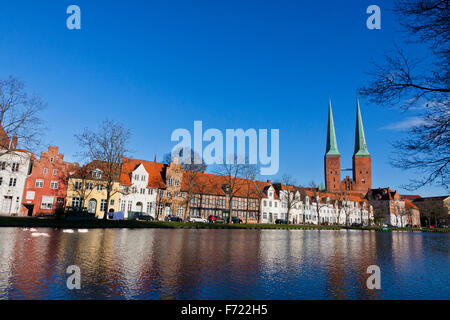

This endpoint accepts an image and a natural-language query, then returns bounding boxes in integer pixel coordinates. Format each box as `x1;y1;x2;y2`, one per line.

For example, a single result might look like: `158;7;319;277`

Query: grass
0;216;448;232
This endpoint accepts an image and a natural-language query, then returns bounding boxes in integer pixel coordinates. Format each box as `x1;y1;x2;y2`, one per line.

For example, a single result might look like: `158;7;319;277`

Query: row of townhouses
0;102;429;227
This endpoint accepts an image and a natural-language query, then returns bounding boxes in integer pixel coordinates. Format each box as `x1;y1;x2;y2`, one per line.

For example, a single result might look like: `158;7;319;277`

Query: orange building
21;146;75;216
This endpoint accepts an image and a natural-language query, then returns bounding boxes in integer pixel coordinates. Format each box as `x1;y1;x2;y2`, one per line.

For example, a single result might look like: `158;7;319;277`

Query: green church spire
354;99;370;156
326;99;340;155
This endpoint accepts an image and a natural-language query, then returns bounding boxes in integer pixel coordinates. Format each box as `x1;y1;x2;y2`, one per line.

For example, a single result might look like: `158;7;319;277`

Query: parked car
231;216;242;224
351;223;362;227
168;216;183;222
208;215;225;223
275;219;288;224
189;216;208;223
138;215;154;221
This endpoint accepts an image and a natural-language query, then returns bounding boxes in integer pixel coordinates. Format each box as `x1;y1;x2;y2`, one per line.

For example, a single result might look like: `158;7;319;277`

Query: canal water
0;228;448;299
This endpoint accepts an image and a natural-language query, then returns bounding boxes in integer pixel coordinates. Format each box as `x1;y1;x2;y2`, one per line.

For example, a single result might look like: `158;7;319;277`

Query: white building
260;183;373;226
119;159;164;219
0;150;33;215
260;185;282;223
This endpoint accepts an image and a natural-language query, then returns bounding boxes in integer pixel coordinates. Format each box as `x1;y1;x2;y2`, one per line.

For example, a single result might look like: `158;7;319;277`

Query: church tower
352;100;372;193
324;100;341;192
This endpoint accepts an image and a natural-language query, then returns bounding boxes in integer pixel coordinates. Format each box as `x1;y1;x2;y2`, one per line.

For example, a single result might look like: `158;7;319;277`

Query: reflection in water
0;228;448;300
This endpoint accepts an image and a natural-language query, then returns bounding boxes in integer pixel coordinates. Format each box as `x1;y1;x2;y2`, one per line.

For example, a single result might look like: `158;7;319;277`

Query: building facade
118;157;165;219
20;146;74;216
66;161;120;218
0;149;33;215
366;187;421;227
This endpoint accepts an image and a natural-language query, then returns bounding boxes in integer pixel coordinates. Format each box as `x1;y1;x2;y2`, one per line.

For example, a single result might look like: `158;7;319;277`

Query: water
0;228;448;300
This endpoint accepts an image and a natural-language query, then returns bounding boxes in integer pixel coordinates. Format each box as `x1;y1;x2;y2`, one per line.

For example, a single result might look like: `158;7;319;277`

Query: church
324;100;372;195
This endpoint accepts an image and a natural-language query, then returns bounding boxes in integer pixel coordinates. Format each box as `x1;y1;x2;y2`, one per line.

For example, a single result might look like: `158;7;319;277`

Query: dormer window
269;192;273;197
92;169;102;179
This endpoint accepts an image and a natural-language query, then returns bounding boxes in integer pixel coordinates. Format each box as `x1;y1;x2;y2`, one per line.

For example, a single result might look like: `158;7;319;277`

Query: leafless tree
276;174;301;224
0;76;45;153
75;120;131;219
359;1;449;190
63;164;98;211
241;163;260;224
214;155;246;223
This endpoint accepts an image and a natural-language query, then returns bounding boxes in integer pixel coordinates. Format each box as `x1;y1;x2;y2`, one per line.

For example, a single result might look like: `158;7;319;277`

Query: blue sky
0;0;445;196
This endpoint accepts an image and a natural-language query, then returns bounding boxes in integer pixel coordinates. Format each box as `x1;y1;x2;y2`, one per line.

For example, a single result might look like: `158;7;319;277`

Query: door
2;196;12;214
87;199;97;214
136;202;143;213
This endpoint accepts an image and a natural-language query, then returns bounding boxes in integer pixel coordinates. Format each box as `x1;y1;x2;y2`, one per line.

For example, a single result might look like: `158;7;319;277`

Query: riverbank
0;216;448;232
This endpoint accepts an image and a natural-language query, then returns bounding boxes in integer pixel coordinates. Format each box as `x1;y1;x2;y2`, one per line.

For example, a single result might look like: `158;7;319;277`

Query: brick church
324;100;372;196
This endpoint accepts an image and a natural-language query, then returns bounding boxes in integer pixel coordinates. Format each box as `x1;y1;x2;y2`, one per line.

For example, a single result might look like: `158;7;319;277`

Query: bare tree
214;155;246;223
359;1;449;190
0;76;45;153
75;120;131;219
276;174;301;224
241;164;260;224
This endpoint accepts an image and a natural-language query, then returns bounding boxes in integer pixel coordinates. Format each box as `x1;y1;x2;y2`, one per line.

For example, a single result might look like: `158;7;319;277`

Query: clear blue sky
0;0;445;196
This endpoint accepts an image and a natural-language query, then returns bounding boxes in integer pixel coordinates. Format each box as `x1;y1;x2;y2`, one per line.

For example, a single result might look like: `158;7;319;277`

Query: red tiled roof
404;199;419;209
121;157;166;188
400;194;421;200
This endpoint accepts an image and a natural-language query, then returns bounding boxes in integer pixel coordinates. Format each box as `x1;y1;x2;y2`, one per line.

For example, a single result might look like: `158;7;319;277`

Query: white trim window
74;181;83;190
50;181;59;189
72;197;82;208
35;179;44;188
41;196;54;210
100;199;107;212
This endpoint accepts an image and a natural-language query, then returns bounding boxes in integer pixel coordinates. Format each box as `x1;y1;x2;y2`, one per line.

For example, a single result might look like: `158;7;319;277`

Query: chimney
11;136;18;149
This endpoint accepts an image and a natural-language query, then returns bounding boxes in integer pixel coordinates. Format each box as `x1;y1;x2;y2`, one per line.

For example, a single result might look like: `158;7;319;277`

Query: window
0;162;6;170
43;168;48;174
264;200;267;206
12;163;19;172
167;191;171;197
53;169;57;175
72;197;82;208
127;201;132;212
97;184;104;191
110;199;115;206
100;199;107;212
0;177;2;185
50;157;54;163
274;202;278;208
175;179;180;186
140;188;145;194
168;178;173;186
92;170;102;179
26;191;35;200
177;206;184;216
50;181;58;189
85;182;93;190
74;181;83;190
9;178;17;187
159;190;164;197
148;188;153;195
41;196;54;210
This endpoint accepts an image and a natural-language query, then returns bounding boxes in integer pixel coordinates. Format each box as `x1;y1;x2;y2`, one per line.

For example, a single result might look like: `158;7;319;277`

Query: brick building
21;146;75;216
